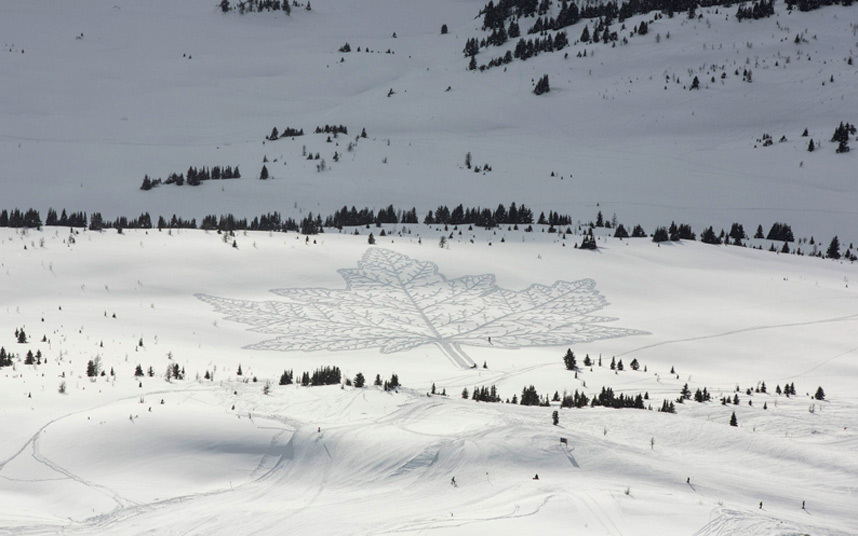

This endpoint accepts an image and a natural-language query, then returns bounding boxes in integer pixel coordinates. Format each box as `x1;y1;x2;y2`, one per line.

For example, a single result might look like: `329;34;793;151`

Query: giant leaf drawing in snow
196;248;646;368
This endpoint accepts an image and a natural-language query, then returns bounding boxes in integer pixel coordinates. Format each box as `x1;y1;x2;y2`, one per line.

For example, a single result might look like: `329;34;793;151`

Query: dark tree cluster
591;386;646;409
324;205;418;228
736;0;775;20
831;121;855;153
221;0;291;15
314;124;348;135
579;229;598;249
527;1;581;34
267;126;305;140
297;365;341;386
560;389;590;408
536;210;572;226
766;222;795;242
424;202;537;227
88;212;154;232
652;222;694;242
45;209;88;228
520;385;549;406
533;74;551;95
0;209;42;229
0;347;14;367
141;165;241;190
479;0;541;32
471;384;502;402
514;33;568;60
279;369;294;385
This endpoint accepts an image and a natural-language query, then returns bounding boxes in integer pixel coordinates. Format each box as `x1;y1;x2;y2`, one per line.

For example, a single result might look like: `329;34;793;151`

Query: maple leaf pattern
196;248;646;368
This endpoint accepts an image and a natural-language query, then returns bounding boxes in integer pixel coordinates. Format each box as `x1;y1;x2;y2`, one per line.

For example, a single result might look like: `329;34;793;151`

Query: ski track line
615;312;858;358
0;387;294;535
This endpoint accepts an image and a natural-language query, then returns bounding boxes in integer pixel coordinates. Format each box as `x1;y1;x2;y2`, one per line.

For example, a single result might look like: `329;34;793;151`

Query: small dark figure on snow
802;500;805;509
451;476;456;486
759;501;763;509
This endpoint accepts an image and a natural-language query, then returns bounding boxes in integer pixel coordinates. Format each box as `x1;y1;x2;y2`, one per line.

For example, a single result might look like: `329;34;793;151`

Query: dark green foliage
614;224;629;238
736;0;774;20
533;74;550;95
659;399;676;413
701;226;720;244
307;366;341;386
766;222;795;242
560;390;590;408
472;385;501;402
563;348;577;370
579;229;597;249
630;358;639;371
520;385;540;406
730;412;738;426
814;386;825;400
16;328;27;344
591;387;645;409
279;369;294;385
134;364;144;377
827;236;840;259
631;224;647;238
652;227;670;242
0;347;12;367
354;372;365;388
86;359;97;378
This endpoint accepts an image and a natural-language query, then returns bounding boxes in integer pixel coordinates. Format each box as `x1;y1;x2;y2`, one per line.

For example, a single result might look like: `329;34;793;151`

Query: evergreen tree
814;386;825;400
533;74;550;95
730;412;738;426
552;410;559;425
563;348;577;370
134;364;144;377
259;165;269;180
826;236;840;259
354;372;366;387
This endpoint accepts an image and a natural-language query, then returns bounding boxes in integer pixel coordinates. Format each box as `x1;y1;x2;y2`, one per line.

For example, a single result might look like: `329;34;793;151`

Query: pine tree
259;165;269;180
354;372;365;388
814;386;825;400
826;236;840;259
563;348;577;370
367;232;376;245
730;412;738;426
135;364;144;377
552;410;559;425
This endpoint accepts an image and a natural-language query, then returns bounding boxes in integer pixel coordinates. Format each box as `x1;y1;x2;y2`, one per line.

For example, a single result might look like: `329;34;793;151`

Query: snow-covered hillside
2;0;857;533
1;226;856;534
1;0;857;244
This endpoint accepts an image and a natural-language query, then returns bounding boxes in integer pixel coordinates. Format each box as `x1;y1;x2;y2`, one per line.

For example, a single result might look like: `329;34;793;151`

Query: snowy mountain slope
1;0;856;244
1;227;856;534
